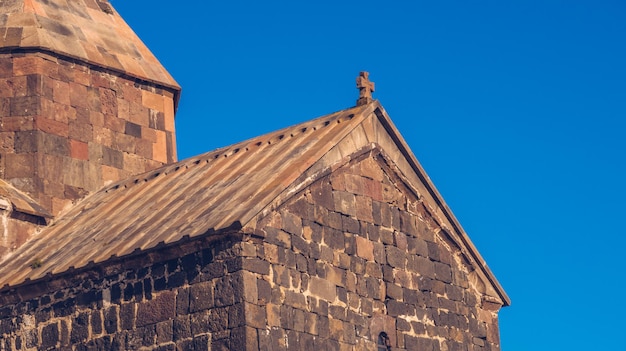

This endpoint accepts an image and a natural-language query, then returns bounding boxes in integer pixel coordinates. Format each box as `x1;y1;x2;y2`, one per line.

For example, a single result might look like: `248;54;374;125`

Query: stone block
257;279;272;305
385;283;403;301
167;271;186;289
103;115;126;133
434;262;453;283
380;227;395;245
446;285;464;302
52;80;71;105
284;290;307;309
153;130;168;163
69;82;89;108
362;177;384;201
296;253;309;272
113;131;135;153
14;130;37;153
365;276;383;300
100;87;118;116
104;306;118;334
0;98;9;116
135;137;153;159
91;309;103;335
142;90;164;111
291;235;309;257
120;303;136;331
281;210;303;235
427;241;441;262
329;318;344;341
439;244;453;265
355;195;374;222
86;87;101;111
41;322;59;350
325;210;343;230
10;96;40;116
265;228;291;248
334;191;356;216
124;121;141;140
70;139;88;160
185;281;214;314
172;316;191;341
70;312;89;343
330;172;346;191
407;236;428;257
244;302;266;329
414;256;435;279
126;325;157;349
309;276;337;302
365;261;382;279
192;309;222;335
93;125;113;146
342;215;360;234
214;274;240;307
0;59;13;78
101;146;123;169
386;246;406;268
67;121;94;143
324;228;344;250
344;173;363;194
242;257;270;275
4;153;34;178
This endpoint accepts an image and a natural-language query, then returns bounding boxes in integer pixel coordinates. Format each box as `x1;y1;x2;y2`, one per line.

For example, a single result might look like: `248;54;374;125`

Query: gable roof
0;0;179;94
0;101;509;306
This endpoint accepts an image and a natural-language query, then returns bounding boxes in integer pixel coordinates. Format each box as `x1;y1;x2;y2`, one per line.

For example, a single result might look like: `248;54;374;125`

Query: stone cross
356;71;375;106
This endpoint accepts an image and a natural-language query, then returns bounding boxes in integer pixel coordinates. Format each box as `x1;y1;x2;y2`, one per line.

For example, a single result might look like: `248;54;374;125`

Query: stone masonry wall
245;152;503;351
0;235;253;351
0;51;177;216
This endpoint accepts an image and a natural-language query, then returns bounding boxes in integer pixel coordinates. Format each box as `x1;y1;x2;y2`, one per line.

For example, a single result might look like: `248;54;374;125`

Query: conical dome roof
0;0;179;90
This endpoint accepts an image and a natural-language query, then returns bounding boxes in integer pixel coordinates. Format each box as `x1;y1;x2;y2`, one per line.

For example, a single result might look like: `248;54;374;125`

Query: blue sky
113;1;626;349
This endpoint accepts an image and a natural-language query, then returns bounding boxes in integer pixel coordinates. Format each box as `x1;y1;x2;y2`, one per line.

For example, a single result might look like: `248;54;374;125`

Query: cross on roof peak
356;71;375;106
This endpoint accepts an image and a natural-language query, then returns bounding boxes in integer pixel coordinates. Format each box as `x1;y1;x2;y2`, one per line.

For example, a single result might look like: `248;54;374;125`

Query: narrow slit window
377;332;391;351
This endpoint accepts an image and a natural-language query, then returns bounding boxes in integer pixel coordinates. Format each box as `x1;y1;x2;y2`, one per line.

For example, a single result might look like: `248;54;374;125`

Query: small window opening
377;332;391;351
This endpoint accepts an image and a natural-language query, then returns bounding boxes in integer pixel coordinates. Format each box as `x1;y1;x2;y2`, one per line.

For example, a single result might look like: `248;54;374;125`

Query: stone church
0;0;509;350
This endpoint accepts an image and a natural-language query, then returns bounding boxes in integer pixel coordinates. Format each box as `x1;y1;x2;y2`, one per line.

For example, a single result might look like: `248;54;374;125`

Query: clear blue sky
113;1;625;349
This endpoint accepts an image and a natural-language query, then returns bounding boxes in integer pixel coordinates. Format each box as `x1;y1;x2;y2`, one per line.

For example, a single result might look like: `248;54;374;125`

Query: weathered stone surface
0;52;177;221
136;291;176;327
189;281;213;312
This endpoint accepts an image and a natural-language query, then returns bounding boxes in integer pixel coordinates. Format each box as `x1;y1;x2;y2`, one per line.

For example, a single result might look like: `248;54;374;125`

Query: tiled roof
0;101;509;305
0;179;52;218
0;0;179;91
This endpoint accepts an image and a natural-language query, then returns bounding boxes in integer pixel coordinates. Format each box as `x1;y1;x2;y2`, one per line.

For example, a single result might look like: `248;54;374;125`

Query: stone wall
0;235;251;351
0;51;177;216
245;152;503;350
